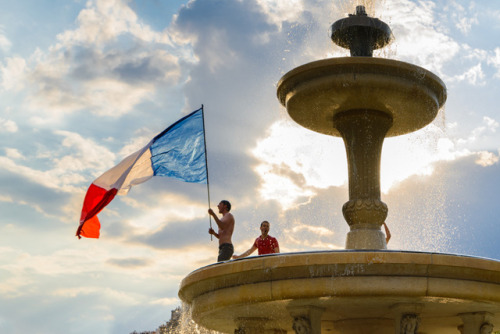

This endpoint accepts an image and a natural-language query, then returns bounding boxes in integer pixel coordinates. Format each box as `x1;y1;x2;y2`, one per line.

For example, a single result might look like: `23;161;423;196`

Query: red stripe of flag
76;184;118;239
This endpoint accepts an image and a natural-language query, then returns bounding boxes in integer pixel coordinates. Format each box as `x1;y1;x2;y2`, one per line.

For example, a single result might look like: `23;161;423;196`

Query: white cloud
118;133;151;157
80;79;154;117
0;130;117;193
256;0;304;28
150;297;179;306
5;0;186;123
0;57;26;91
475;151;499;167
252;120;346;209
450;0;478;34
463;45;488;61
385;0;461;74
26;48;180;120
255;169;316;210
122;192;207;232
52;287;140;305
457;116;500;146
487;47;500;78
0;156;83;193
4;148;24;160
0;195;14;203
55;0;170;48
484;116;499;132
282;221;341;251
289;224;333;236
0;26;11;52
451;63;485;85
0;118;17;132
54;130;117;173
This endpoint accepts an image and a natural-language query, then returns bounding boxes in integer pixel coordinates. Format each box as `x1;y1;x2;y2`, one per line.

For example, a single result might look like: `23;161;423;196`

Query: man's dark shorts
218;243;234;262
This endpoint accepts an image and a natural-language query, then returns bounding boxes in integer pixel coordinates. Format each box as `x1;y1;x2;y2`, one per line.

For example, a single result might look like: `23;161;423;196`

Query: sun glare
252;120;347;209
252;120;467;209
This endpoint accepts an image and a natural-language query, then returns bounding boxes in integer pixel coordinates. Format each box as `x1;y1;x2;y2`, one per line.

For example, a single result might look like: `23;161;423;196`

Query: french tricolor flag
77;108;207;239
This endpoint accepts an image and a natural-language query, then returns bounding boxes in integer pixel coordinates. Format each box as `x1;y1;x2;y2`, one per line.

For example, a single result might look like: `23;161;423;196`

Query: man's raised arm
208;208;232;229
232;245;258;259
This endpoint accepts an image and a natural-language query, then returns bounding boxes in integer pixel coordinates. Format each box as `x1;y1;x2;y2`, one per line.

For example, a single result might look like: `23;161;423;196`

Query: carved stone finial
330;5;392;56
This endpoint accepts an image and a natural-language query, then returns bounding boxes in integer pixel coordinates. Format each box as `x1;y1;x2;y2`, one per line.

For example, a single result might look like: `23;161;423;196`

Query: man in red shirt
232;221;279;259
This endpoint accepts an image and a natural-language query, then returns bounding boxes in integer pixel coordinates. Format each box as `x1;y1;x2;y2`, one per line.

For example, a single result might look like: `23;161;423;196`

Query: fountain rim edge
276;56;447;108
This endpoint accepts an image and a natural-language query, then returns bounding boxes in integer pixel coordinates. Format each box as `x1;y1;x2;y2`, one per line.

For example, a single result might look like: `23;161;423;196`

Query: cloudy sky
1;0;500;332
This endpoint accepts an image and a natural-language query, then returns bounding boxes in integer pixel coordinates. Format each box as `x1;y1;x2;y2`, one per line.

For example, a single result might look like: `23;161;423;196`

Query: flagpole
201;104;213;241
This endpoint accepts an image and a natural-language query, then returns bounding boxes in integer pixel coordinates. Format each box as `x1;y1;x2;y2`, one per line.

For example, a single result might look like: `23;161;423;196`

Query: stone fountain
179;5;500;334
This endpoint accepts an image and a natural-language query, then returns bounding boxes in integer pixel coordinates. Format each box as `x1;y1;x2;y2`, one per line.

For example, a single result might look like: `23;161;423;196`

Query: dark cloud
281;185;349;247
106;257;152;268
103;218;133;239
68;45;180;84
172;0;289;141
174;0;278;55
0;169;70;222
128;218;209;249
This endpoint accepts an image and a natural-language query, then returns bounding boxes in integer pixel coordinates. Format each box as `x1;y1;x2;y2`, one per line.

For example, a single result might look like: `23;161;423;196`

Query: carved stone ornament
480;322;494;334
342;198;388;226
292;316;311;334
400;314;420;334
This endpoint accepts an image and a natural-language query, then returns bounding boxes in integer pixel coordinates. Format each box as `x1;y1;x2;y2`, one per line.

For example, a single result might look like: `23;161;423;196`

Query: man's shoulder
222;212;235;221
260;235;278;242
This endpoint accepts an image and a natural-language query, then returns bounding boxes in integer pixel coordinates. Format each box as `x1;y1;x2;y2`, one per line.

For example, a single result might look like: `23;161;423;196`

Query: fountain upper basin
277;57;447;137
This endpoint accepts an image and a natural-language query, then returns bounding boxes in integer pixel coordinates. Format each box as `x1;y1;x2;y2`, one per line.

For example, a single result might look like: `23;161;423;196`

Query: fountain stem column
334;109;392;249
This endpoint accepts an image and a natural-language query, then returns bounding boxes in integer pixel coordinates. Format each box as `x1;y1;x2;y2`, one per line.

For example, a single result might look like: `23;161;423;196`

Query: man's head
260;221;270;236
218;200;231;213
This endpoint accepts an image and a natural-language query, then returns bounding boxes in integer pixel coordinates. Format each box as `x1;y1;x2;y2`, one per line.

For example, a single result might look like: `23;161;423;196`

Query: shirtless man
208;200;235;262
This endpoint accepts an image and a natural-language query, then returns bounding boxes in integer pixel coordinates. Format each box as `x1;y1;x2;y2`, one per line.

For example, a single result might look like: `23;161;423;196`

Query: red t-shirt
254;235;279;255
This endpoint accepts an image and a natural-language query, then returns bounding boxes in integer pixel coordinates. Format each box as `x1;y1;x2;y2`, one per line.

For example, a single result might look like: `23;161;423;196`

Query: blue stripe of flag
150;108;207;184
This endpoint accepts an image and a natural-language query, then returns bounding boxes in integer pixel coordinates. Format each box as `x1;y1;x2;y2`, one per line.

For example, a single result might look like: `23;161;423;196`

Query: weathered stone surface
178;251;500;333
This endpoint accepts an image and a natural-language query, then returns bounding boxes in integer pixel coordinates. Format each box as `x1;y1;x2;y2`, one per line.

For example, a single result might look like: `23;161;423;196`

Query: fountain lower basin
179;251;500;333
277;57;447;137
